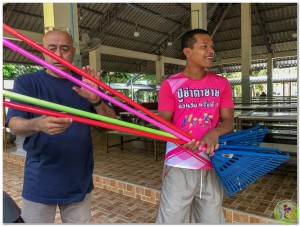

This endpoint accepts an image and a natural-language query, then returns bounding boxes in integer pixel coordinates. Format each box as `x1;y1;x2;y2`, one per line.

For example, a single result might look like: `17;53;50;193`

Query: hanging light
133;22;140;38
79;6;83;20
167;35;173;46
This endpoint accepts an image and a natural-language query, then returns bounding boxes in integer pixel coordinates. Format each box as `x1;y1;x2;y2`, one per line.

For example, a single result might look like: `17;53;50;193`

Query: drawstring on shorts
199;170;203;199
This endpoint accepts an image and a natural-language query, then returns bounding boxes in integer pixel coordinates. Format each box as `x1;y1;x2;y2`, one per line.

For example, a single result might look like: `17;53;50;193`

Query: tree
101;71;132;84
3;64;42;80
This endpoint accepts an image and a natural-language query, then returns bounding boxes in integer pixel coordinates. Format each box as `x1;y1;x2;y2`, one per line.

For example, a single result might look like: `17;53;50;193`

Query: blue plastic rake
219;125;268;146
211;145;289;198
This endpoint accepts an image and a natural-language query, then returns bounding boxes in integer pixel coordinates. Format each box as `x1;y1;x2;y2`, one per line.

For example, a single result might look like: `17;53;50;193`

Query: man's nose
55;49;63;57
208;46;215;54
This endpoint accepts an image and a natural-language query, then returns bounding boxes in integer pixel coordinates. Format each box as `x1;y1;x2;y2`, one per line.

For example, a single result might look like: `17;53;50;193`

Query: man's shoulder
206;72;229;82
25;69;45;76
17;70;45;80
165;72;184;80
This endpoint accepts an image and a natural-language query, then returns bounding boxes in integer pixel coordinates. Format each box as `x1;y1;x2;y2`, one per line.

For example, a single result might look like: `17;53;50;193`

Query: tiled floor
93;128;297;219
3;127;297;223
3;161;158;223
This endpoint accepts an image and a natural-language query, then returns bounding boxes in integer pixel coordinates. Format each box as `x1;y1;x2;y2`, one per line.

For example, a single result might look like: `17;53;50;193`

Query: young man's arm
158;111;173;123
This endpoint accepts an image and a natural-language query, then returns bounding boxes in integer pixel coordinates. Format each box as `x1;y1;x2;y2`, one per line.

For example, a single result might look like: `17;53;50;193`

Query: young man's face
42;30;75;77
184;33;215;69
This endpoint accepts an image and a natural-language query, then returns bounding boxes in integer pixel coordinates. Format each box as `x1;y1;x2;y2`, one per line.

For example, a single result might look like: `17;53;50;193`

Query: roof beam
3;4;14;18
220;50;297;64
85;3;127;39
105;32;160;49
253;3;272;53
12;9;43;19
3;29;43;43
99;45;159;62
209;3;232;37
129;3;183;26
79;4;169;37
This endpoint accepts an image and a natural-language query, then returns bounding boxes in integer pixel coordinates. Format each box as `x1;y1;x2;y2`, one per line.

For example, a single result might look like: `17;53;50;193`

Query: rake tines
219;125;268;146
211;145;289;198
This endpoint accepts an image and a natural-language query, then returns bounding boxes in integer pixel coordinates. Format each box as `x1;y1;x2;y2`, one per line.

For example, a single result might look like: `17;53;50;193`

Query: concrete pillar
266;55;273;98
241;3;252;102
191;3;207;29
156;56;165;85
43;3;81;67
89;50;101;75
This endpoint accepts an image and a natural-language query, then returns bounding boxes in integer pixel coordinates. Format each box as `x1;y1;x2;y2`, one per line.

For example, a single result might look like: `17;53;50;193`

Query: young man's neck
183;68;206;80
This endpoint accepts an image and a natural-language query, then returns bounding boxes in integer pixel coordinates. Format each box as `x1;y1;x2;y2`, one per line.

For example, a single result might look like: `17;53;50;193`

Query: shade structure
211;145;289;198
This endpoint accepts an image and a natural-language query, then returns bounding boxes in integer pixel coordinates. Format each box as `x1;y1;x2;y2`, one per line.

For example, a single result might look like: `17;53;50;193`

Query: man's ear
183;47;191;58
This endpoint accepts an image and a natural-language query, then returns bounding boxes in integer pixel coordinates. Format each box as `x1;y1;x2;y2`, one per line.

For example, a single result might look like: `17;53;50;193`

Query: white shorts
156;166;224;223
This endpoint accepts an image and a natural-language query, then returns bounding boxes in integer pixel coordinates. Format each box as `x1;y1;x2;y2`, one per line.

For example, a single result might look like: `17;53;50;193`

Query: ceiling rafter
3;4;15;19
79;4;170;37
105;32;159;49
209;3;232;37
130;3;184;26
253;3;272;53
87;3;127;39
129;4;191;72
11;9;43;19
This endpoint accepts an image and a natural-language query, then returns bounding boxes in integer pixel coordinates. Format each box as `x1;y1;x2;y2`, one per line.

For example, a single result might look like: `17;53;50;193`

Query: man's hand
199;129;220;155
72;65;102;104
182;139;201;152
37;115;72;135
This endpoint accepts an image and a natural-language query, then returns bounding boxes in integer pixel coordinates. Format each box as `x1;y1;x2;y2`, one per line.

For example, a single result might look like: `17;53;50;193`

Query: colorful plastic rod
3;38;191;143
3;23;193;142
3;101;185;145
3;27;209;164
4;91;210;164
3;90;175;139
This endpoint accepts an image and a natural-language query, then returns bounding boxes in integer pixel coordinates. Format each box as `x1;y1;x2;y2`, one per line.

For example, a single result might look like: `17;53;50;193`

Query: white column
89;50;101;74
241;3;252;102
156;56;165;85
191;3;207;29
266;56;273;98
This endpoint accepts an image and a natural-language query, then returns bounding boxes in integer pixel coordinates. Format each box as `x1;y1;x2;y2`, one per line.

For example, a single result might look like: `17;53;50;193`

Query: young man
6;29;116;223
156;29;234;223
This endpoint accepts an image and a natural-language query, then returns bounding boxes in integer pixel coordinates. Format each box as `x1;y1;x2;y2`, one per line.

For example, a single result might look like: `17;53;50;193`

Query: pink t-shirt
158;72;234;170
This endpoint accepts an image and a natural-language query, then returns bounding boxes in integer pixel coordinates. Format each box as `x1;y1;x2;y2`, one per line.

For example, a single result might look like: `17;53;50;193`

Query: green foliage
134;74;156;84
101;71;132;83
101;71;156;84
3;64;42;80
251;69;267;76
223;72;241;78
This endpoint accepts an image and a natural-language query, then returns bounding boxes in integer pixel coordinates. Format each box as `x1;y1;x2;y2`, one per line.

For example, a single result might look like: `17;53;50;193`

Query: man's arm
158;110;173;123
8;116;72;137
215;108;235;136
93;101;116;118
